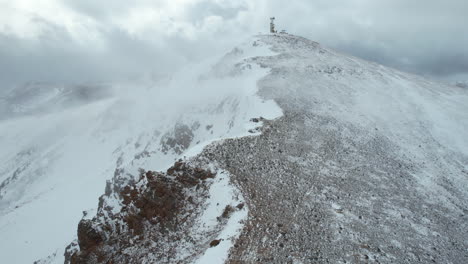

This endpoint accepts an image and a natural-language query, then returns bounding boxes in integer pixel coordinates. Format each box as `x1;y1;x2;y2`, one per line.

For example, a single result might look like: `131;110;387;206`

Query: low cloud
0;0;467;89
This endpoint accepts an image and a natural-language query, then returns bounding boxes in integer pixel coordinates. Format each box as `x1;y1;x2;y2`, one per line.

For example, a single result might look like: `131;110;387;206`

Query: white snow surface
0;37;281;263
193;170;248;264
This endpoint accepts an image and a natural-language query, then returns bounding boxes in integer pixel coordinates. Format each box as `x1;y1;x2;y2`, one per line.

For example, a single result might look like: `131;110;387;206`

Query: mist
0;0;467;91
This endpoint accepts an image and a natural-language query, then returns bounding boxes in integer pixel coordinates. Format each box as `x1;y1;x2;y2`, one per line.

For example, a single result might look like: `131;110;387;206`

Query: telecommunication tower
270;17;277;33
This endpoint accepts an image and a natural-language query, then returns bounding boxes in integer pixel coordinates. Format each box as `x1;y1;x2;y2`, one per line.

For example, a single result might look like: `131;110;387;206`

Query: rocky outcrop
69;161;217;263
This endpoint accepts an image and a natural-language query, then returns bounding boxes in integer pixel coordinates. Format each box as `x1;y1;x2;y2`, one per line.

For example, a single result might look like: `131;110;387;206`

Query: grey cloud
62;0;144;20
186;1;248;23
1;0;468;89
259;0;468;80
415;54;468;76
0;15;187;89
0;0;254;89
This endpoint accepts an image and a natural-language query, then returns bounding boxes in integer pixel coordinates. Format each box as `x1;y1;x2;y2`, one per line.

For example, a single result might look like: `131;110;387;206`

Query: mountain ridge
1;33;467;263
68;33;468;263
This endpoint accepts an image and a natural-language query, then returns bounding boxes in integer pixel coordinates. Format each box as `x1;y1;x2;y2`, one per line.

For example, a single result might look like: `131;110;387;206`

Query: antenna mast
270;17;276;33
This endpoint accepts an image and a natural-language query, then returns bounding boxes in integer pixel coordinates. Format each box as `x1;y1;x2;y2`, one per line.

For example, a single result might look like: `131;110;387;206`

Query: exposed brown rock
236;203;245;210
76;220;104;251
210;239;221;247
221;205;235;219
70;161;217;263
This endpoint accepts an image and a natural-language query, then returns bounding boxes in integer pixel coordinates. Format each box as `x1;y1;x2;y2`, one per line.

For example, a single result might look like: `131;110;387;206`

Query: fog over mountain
1;0;467;89
0;2;468;264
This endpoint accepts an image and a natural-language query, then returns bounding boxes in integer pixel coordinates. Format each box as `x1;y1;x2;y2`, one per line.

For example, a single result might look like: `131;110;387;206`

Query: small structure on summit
270;17;277;33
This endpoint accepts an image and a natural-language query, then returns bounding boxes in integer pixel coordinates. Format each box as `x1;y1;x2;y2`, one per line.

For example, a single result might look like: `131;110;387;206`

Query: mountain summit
2;33;467;263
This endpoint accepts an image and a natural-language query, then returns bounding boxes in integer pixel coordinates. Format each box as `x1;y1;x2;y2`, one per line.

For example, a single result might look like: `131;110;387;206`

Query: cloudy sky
1;0;467;89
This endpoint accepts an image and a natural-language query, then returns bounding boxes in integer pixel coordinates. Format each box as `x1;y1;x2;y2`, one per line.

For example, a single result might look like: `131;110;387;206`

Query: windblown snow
1;33;467;264
0;39;281;263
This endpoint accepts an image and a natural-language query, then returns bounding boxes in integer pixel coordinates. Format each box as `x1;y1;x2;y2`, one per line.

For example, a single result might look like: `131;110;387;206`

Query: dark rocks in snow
210;239;222;247
77;220;104;251
221;205;235;219
69;161;217;263
248;127;262;133
160;123;195;155
250;117;265;123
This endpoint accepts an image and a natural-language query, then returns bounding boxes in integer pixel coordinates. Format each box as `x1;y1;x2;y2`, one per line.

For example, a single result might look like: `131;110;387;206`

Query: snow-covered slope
1;33;468;263
0;40;281;263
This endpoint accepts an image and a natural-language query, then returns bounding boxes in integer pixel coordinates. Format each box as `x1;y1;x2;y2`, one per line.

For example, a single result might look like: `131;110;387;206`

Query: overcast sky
1;0;467;89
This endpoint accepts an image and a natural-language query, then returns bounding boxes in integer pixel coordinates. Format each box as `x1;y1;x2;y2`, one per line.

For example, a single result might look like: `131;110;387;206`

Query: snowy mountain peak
1;33;468;264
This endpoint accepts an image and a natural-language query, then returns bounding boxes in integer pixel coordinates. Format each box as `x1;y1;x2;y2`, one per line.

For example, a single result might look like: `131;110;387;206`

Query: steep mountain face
1;33;467;263
0;41;280;264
